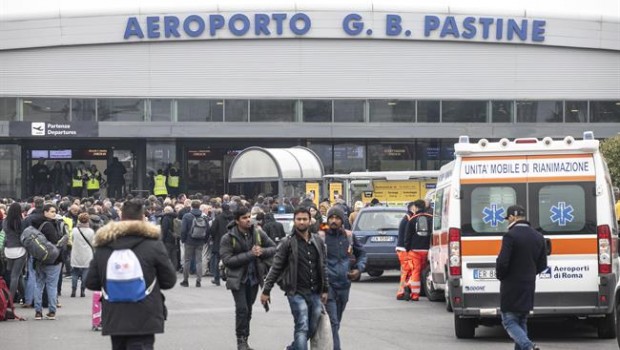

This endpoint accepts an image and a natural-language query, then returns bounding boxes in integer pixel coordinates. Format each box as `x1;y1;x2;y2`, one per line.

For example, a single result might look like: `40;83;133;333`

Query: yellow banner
305;182;320;208
329;182;343;203
362;180;436;206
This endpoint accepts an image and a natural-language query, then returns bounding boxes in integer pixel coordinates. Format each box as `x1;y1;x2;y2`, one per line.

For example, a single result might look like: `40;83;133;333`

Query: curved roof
228;146;324;183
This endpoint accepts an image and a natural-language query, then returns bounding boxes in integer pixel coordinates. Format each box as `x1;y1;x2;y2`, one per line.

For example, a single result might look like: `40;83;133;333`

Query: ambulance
427;132;619;339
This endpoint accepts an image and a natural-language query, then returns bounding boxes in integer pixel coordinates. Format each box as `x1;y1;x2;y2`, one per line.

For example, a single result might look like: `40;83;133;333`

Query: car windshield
354;211;404;231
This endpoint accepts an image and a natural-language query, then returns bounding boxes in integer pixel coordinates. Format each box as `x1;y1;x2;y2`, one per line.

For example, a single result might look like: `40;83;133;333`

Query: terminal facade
0;0;618;199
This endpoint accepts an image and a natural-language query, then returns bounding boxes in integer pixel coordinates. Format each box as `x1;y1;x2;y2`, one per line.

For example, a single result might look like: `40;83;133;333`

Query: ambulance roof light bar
583;131;594;140
459;135;470;144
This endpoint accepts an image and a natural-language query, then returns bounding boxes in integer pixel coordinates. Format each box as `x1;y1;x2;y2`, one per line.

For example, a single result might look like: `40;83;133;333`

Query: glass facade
591;101;620;123
0;98;17;121
334;100;364;123
23;98;70;122
417;101;440;122
491;101;514;123
151;99;172;122
72;99;96;121
369;100;415;123
250;100;296;122
516;101;563;123
98;99;145;122
1;97;617;124
442;101;487;123
225;100;249;122
303;100;332;122
0;144;21;198
178;99;223;122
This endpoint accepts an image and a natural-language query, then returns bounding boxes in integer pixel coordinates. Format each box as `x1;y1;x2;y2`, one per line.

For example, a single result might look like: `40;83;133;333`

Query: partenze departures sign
124;13;546;43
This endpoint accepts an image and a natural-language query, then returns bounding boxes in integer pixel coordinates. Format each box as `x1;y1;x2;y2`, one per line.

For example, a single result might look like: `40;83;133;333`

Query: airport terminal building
0;0;619;198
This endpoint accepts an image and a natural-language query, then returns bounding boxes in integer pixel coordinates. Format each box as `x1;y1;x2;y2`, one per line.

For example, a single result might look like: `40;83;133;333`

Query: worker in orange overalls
404;200;433;301
395;202;416;300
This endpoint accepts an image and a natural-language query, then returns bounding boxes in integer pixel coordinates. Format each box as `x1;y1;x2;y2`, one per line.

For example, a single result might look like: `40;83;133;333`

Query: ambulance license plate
473;268;496;280
370;236;394;242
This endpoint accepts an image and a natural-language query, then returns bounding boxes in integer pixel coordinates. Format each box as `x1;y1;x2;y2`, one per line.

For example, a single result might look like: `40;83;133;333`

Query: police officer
153;169;168;197
167;162;180;197
86;164;102;197
72;162;87;197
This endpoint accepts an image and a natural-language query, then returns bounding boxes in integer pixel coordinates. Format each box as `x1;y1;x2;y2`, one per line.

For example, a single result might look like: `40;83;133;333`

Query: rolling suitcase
91;291;102;331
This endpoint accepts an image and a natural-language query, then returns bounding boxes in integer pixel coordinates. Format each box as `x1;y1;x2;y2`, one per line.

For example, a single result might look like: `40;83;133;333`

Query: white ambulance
427;132;619;339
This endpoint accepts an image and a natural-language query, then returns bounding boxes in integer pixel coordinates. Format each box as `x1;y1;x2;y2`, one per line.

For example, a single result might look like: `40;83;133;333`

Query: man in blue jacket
322;207;367;350
180;200;209;287
496;205;546;350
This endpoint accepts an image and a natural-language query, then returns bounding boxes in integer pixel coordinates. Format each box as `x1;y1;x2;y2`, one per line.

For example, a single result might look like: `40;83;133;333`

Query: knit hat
326;207;346;222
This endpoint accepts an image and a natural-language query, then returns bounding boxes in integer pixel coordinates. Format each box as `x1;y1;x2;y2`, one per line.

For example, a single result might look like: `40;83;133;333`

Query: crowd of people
0;189;376;350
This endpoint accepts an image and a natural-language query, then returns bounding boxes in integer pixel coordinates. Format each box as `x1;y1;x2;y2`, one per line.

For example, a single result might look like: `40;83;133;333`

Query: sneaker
80;291;86;298
410;297;419;302
45;312;56;320
396;294;406;300
180;280;189;287
22;304;33;309
211;279;220;286
56;302;62;308
196;281;201;288
35;312;43;320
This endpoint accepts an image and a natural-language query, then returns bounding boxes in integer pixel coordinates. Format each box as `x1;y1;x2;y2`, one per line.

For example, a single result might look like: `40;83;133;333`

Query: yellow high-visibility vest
86;171;100;190
154;174;168;196
168;168;179;188
72;169;83;188
63;216;74;247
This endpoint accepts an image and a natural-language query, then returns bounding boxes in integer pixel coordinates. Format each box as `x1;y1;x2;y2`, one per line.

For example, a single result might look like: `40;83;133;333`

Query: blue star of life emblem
482;204;505;227
550;202;574;226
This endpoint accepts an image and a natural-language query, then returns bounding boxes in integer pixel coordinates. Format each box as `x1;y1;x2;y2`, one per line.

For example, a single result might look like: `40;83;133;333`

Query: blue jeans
326;287;350;350
501;312;534;350
25;256;36;305
287;293;323;350
71;267;89;292
34;263;62;313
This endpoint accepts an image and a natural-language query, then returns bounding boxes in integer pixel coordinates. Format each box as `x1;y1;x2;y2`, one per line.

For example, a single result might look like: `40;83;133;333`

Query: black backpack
190;216;208;239
413;213;433;237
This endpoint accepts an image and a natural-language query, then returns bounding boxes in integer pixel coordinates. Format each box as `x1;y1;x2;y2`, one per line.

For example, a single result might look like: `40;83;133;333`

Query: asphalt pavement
0;271;618;350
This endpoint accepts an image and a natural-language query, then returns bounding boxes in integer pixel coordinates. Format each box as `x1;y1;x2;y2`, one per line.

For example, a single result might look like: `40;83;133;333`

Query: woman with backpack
3;202;27;305
70;213;94;298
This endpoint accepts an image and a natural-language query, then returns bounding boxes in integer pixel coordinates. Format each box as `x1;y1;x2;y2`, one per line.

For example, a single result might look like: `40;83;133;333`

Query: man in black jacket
220;207;276;350
180;200;209;287
160;205;178;270
403;199;432;301
208;203;234;286
104;157;127;199
496;205;546;350
261;207;329;350
262;213;286;243
86;199;176;350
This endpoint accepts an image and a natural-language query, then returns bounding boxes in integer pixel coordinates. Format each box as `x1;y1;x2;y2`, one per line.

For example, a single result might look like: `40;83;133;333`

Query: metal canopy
228;146;324;185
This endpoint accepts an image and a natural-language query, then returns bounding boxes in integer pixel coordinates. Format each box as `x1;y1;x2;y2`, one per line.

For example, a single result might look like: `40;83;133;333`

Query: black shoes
211;279;220;286
196;281;201;288
180;280;189;287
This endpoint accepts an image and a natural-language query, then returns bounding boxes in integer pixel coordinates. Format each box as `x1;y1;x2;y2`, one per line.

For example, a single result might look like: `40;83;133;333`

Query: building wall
1;40;619;100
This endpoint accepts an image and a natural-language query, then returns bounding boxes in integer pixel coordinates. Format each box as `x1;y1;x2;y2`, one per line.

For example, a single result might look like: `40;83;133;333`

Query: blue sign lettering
121;13;546;43
343;13;363;36
385;14;402;36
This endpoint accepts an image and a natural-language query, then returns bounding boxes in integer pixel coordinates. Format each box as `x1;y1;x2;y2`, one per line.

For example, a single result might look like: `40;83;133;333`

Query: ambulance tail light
514;138;538;144
448;228;462;276
597;225;612;274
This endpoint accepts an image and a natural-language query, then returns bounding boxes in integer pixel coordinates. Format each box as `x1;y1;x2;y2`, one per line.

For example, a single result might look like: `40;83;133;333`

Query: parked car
273;213;294;237
351;207;407;278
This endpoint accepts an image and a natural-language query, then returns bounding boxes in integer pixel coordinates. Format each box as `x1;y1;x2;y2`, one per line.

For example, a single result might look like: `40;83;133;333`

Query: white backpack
103;248;156;303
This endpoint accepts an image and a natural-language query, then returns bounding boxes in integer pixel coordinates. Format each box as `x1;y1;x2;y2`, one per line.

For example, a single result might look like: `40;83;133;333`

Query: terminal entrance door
22;141;144;198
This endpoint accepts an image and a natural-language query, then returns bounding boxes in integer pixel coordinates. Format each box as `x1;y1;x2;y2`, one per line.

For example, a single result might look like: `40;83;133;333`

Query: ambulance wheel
422;266;444;302
597;305;617;339
454;315;476;339
367;270;384;278
445;286;453;312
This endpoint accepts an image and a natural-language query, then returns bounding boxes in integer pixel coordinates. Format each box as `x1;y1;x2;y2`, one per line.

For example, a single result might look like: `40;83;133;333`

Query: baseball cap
504;205;526;220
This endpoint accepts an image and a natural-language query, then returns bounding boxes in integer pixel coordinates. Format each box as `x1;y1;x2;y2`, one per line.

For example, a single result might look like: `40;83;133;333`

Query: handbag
77;227;94;252
310;306;333;350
